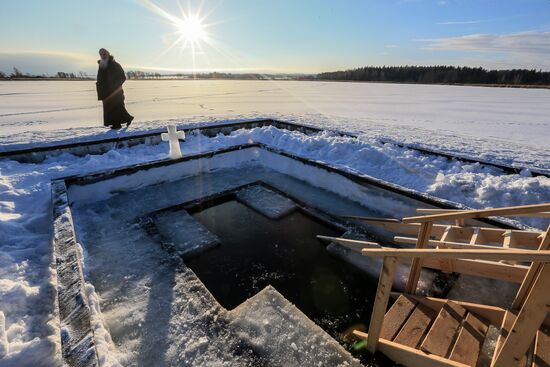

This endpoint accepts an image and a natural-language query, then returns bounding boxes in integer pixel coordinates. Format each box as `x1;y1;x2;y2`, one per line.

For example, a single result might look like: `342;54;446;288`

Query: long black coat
96;56;126;101
96;56;132;126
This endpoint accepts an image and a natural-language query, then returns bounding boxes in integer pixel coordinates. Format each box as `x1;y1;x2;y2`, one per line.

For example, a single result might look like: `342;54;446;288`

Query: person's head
99;48;110;60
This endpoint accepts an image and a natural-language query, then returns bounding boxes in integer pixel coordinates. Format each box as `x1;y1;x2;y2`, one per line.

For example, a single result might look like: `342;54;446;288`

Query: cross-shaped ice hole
161;125;185;159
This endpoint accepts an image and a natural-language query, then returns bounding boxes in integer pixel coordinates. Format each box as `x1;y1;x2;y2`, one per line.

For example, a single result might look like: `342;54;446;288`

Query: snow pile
236;185;296;219
199;126;550;229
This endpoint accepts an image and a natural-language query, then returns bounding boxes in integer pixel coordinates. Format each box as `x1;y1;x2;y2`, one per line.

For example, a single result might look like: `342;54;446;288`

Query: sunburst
141;1;211;56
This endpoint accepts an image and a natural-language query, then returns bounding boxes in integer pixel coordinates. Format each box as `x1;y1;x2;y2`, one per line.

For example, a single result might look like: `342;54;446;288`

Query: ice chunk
154;210;220;259
236;185;296;219
228;286;362;366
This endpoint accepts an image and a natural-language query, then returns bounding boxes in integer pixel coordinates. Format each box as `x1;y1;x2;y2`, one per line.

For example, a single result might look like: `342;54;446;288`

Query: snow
1;80;549;172
235;185;296;219
0;84;549;365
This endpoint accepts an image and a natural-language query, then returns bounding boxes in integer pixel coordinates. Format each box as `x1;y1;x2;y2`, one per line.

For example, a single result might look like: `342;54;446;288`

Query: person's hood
97;55;114;64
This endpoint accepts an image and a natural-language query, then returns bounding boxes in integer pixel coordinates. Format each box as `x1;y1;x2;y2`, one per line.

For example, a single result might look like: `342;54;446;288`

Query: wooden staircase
355;294;550;367
322;203;550;367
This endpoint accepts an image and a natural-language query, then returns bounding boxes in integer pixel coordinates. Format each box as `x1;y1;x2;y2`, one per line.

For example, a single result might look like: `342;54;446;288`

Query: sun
141;1;211;52
176;14;207;45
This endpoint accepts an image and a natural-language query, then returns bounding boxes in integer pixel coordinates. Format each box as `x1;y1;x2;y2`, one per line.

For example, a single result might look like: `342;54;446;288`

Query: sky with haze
1;0;550;75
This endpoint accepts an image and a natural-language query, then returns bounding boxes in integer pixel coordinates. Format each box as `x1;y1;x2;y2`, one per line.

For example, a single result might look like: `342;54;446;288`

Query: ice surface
228;285;362;367
235;185;297;219
1;80;549;172
153;210;220;259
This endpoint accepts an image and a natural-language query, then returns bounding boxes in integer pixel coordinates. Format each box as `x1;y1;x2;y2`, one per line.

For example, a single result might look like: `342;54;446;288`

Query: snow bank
199;126;550;229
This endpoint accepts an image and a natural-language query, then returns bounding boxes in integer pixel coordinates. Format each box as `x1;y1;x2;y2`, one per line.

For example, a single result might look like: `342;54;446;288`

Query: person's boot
126;116;134;127
110;124;122;129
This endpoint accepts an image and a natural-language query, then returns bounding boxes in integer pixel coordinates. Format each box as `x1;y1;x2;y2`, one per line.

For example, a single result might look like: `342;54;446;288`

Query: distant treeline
317;66;550;86
125;70;303;80
0;67;92;80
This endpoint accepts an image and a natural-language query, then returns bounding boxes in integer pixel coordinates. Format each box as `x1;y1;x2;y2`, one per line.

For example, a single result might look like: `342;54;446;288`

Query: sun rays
140;0;215;70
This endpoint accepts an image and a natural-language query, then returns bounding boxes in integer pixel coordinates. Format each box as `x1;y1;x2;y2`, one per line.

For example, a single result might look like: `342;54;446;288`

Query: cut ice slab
154;210;220;259
236;185;297;219
228;285;362;367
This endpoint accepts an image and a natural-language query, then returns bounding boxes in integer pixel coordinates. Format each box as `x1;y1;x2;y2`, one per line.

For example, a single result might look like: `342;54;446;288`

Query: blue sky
1;0;550;75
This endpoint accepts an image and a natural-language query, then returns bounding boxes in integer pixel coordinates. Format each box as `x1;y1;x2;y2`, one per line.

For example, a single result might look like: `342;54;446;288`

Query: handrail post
511;224;550;310
492;263;550;367
405;222;432;293
367;256;398;354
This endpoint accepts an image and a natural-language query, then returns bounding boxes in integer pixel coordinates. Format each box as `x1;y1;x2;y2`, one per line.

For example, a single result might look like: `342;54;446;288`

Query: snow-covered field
1;80;549;171
1;80;550;365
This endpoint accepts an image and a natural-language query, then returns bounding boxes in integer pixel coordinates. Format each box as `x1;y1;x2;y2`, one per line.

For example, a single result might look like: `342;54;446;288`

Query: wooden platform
356;295;550;367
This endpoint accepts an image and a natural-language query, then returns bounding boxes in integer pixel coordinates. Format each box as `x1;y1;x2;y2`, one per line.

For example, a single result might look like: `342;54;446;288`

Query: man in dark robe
96;48;134;129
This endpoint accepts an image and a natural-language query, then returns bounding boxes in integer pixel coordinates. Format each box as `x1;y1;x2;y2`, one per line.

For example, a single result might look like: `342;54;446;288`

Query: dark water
186;200;380;344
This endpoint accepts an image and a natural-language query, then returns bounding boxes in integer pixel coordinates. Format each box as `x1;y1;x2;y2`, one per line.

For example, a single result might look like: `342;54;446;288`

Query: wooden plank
415;208;550;218
421;301;467;357
512;225;550;310
394;303;437;348
361;248;550;262
449;313;490;366
381;295;417;341
353;330;470;367
367;256;398;354
492;264;550;367
352;219;449;237
406;222;433;294
533;326;550;367
395;236;500;250
360;219;543;241
341;215;401;223
403;203;550;224
422;258;528;283
470;227;482;245
316;235;381;253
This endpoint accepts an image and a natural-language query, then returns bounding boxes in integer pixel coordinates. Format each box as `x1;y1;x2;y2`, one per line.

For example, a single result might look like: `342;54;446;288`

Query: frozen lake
1;80;549;170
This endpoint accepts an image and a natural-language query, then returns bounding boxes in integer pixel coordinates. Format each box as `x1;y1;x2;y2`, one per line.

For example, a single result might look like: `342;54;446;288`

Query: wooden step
380;295;417;340
420;300;467;357
533;325;550;367
449;312;490;366
393;303;437;348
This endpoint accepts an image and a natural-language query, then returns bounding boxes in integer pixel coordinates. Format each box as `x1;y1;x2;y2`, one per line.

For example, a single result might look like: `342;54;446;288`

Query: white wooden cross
161;125;185;159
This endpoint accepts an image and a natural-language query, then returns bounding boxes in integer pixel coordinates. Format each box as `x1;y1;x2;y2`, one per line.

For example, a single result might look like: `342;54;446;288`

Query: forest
317;66;550;86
